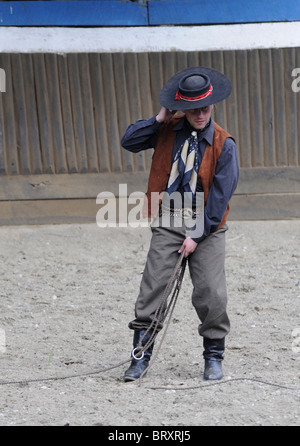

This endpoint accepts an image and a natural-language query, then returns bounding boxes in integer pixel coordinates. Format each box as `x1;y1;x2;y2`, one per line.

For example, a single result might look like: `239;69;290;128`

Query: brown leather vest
143;116;232;229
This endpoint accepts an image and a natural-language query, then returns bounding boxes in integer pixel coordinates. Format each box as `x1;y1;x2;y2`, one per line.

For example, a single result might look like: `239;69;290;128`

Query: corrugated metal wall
0;49;299;223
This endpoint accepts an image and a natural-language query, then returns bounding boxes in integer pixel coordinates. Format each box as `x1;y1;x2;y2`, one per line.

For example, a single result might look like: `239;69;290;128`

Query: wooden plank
57;54;78;174
88;54;111;173
284;48;299;166
230;194;300;220
148;52;164;114
148;0;300;25
136;52;155;171
0;172;149;201
33;54;55;174
248;50;264;167
100;53;123;172
112;53;134;172
211;51;227;129
11;54;31;174
0;167;299;202
0;199;98;226
272;49;288;166
45;54;68;174
0;192;299;226
0;1;148;26
78;53;99;173
0;54;19;174
0;78;6;174
236;167;300;195
21;54;43;174
235;51;252;167
223;51;239;142
122;52;149;171
68;54;88;173
260;49;276;167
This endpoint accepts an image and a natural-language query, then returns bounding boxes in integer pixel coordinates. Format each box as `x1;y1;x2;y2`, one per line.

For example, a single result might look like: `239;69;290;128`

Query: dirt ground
0;219;300;426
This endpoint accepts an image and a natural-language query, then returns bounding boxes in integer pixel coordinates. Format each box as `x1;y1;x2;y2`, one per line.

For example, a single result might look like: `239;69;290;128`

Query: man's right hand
156;106;176;123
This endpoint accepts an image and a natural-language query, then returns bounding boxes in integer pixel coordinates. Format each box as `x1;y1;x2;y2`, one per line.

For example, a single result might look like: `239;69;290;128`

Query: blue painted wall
0;0;300;26
149;0;300;25
0;1;148;26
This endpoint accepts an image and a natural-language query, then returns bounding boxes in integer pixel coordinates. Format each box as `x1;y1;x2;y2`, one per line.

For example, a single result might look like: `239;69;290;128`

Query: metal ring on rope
131;347;145;361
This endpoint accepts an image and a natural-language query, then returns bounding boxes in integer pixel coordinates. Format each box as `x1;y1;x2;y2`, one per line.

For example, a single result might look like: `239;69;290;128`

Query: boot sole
124;370;148;382
124;376;137;382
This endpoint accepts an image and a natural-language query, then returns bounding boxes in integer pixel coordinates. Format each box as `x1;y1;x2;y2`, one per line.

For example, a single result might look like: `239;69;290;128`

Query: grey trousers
128;221;230;340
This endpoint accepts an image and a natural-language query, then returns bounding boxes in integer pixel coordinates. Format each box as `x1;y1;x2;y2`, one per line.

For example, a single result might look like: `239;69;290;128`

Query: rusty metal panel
0;49;300;179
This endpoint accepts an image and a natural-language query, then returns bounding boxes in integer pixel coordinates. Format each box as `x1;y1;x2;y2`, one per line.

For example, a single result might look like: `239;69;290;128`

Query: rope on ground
143;377;300;392
1;369;300;394
0;251;187;388
0;251;299;394
0;359;131;387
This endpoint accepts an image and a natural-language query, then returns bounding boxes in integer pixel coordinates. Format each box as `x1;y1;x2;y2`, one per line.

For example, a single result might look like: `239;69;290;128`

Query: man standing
121;67;239;382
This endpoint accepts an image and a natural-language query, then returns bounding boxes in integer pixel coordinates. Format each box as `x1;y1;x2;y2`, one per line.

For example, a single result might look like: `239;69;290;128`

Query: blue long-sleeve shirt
121;116;239;243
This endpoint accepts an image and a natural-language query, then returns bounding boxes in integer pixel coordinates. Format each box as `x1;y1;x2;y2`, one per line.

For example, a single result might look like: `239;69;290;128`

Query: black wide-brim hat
159;66;232;111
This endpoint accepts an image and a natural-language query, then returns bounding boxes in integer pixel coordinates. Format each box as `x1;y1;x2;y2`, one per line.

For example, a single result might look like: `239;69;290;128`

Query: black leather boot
203;337;225;380
124;330;154;382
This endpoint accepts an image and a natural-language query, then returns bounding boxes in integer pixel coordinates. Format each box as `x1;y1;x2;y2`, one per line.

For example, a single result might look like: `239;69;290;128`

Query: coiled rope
0;251;187;387
0;251;300;394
